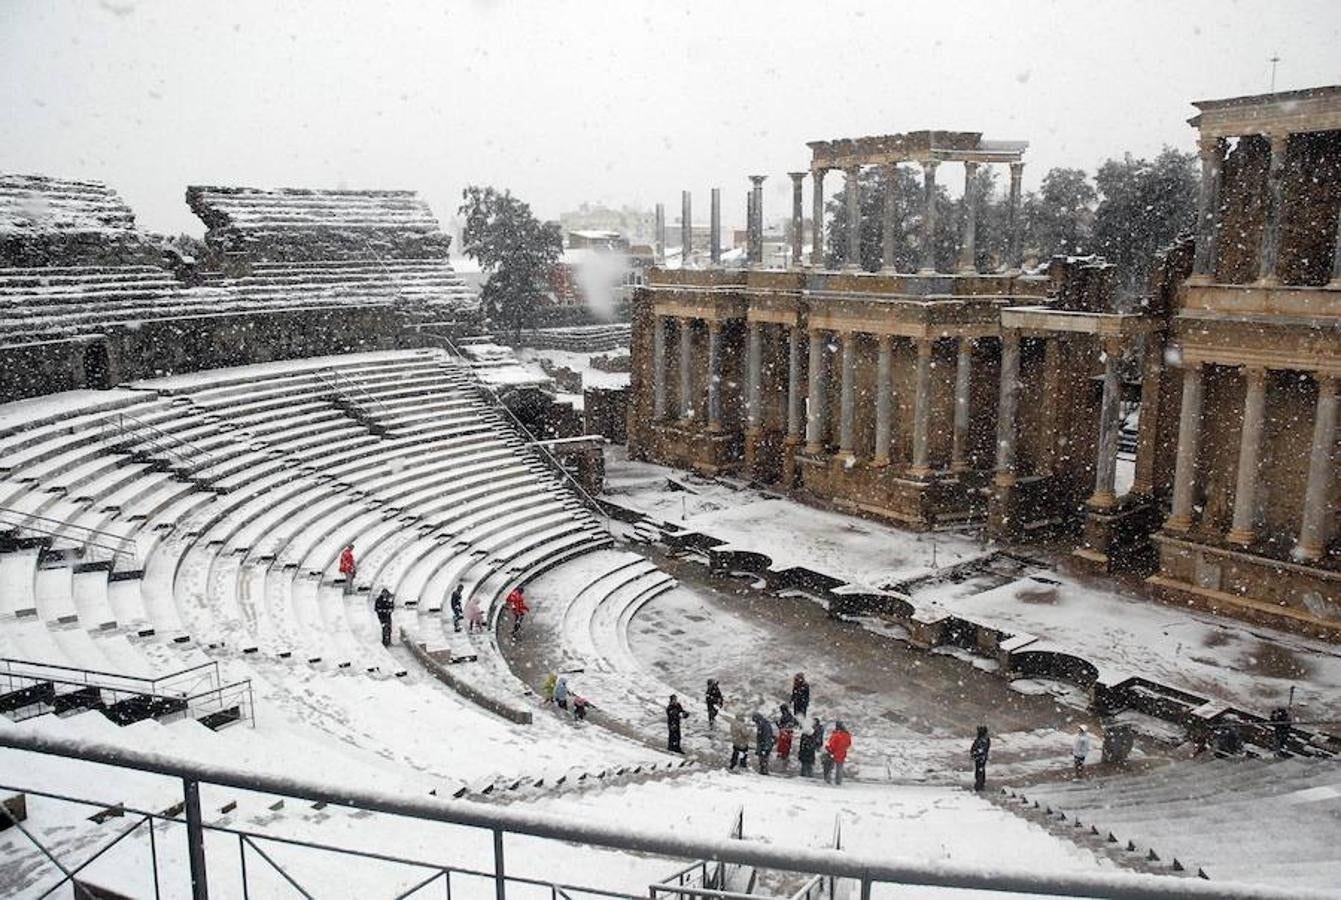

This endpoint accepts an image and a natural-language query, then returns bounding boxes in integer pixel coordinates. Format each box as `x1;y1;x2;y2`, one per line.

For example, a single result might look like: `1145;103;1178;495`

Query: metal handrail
0;507;137;566
102;411;216;471
312;365;392;419
0;731;1322;900
0;657;219;699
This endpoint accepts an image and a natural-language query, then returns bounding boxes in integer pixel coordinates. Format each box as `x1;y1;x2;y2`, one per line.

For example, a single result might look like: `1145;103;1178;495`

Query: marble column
790;172;806;268
1191;137;1226;280
706;321;723;431
654;203;666;264
1166;363;1205;532
811;169;827;267
1089;338;1124;508
1331;201;1341;287
1006;162;1024;271
1294;374;1339;560
995;331;1021;486
652;315;668;420
910;338;934;476
950;338;973;472
919;161;939;274
957;161;980;274
678;318;694;421
710;188;722;266
843;166;862;271
750;175;767;265
1257;133;1290;284
873;335;893;466
881;164;899;273
681;191;692;267
746;321;763;433
805;330;828;453
838;331;857;457
1227;366;1268;545
786;326;804;443
745;192;756;268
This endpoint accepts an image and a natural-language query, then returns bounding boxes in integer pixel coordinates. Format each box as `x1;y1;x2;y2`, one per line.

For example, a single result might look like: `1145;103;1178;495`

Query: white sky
2;0;1339;237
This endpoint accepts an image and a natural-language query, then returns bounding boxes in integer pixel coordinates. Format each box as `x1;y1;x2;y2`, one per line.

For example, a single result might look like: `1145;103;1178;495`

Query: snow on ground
603;449;984;588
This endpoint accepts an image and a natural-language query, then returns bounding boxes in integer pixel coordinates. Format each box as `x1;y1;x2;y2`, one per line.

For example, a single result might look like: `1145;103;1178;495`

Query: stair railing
313;367;391;421
100;411;216;473
0;508;138;568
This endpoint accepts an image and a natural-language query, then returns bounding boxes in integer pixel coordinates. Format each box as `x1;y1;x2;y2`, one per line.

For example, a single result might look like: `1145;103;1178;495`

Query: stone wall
583;387;628;443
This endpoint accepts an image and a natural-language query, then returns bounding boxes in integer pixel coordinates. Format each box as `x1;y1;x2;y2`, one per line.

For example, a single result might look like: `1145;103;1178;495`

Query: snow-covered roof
0;174;137;233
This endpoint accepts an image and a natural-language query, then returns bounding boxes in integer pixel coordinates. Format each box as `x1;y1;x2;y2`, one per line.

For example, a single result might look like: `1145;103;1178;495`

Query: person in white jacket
1073;725;1093;775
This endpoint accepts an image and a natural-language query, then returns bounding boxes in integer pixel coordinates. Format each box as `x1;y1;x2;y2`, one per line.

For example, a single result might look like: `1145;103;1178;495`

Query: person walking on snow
729;716;752;771
464;595;485;633
541;673;557;704
970;725;991;791
775;704;798;765
505;586;529;638
1072;725;1092;775
666;694;690;753
705;679;724;728
339;545;357;595
791;673;810;717
373;588;395;647
450;584;464;633
825;721;851;785
554;675;570;711
751;712;776;775
797;719;821;777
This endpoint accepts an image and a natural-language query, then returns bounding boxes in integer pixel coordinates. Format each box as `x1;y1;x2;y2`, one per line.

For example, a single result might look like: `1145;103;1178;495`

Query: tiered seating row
186;185;440;232
0;174;137;231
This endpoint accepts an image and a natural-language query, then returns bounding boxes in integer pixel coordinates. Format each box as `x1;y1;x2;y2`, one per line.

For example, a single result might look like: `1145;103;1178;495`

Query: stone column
1191;137;1226;281
919;160;939;274
881;164;899;273
1294;374;1339;560
1227;366;1268;545
873;335;893;466
1331;202;1341;287
1089;338;1124;508
750;175;767;265
1166;363;1205;532
706;321;723;431
957;161;980;274
678;318;694;421
811;169;827;267
654;203;666;264
805;330;828;453
995;331;1021;486
838;331;857;457
1006;162;1024;272
710;188;722;266
843;166;862;271
910;338;934;476
1257;133;1290;284
745;191;756;268
746;321;762;433
950;338;973;472
681;191;693;267
652;315;668;420
786;326;804;442
789;172;806;268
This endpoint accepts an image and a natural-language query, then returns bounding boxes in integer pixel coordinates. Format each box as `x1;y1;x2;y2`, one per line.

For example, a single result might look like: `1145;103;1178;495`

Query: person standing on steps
505;586;529;638
373;588;394;647
751;712;775;775
339;545;357;595
791;673;810;718
666;694;690;753
450;584;464;633
775;704;798;767
729;716;751;771
705;679;724;728
464;594;485;633
970;725;991;791
797;720;819;777
554;675;570;711
1072;725;1092;775
825;721;851;785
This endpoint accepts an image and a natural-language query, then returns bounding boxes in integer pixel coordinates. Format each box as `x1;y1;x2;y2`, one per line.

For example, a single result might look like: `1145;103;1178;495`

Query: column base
804;442;824;456
1329;277;1341;289
871;456;891;468
1087;491;1118;510
707;422;724;433
1185;273;1214;286
908;464;934;480
950;459;971;474
1253;274;1281;287
917;266;937;275
1291;541;1325;563
955;265;977;275
834;451;857;466
1226;527;1256;546
1164;515;1193;533
993;471;1016;489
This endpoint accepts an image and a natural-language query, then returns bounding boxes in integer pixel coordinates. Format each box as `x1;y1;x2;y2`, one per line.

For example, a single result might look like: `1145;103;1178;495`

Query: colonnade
1164;362;1338;559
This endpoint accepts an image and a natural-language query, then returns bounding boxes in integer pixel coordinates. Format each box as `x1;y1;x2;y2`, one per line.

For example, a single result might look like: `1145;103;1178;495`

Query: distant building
559;203;655;245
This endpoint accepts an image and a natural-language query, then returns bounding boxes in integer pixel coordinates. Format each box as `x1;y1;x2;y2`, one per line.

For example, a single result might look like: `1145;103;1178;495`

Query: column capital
707;319;722;335
920;159;940;175
1001;328;1020;348
963;160;981;176
1267;131;1291;156
789;171;807;184
1317;372;1340;397
811;166;829;178
1242;364;1269;386
876;333;893;350
1009;161;1025;177
749;174;768;187
1197;136;1227;160
1101;335;1125;357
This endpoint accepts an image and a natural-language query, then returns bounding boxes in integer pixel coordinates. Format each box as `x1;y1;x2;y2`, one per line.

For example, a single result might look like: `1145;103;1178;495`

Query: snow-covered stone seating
1001;756;1341;890
226;258;478;315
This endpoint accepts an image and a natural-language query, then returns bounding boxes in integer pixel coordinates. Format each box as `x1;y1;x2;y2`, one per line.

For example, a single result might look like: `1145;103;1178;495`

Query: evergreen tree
458;186;563;337
1020;167;1096;262
1091;148;1198;297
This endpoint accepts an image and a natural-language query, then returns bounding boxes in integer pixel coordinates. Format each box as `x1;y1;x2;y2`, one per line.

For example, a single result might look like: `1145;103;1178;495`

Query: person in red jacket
825;721;852;786
506;586;529;638
338;545;356;595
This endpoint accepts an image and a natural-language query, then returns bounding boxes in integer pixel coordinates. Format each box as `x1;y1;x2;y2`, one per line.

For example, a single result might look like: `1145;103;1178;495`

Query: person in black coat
751;712;776;775
705;679;724;728
970;725;991;791
666;694;690;753
791;673;810;717
797;720;819;777
374;589;395;647
450;584;464;633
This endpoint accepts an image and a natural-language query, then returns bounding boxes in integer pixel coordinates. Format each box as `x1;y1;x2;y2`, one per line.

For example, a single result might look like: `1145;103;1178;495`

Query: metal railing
313;365;392;421
0;507;138;568
0;731;1322;900
100;410;217;473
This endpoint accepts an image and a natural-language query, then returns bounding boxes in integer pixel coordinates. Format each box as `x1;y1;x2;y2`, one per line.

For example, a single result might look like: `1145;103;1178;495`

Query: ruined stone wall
1279;130;1341;286
1215;136;1271;284
583;386;628;443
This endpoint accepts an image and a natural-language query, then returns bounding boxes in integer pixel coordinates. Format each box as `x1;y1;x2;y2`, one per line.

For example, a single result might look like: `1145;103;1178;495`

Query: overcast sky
2;0;1339;238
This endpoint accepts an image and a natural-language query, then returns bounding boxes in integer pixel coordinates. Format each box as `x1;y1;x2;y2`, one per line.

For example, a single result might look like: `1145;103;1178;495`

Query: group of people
967;723;1097;792
338;545;491;647
542;673;591;720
